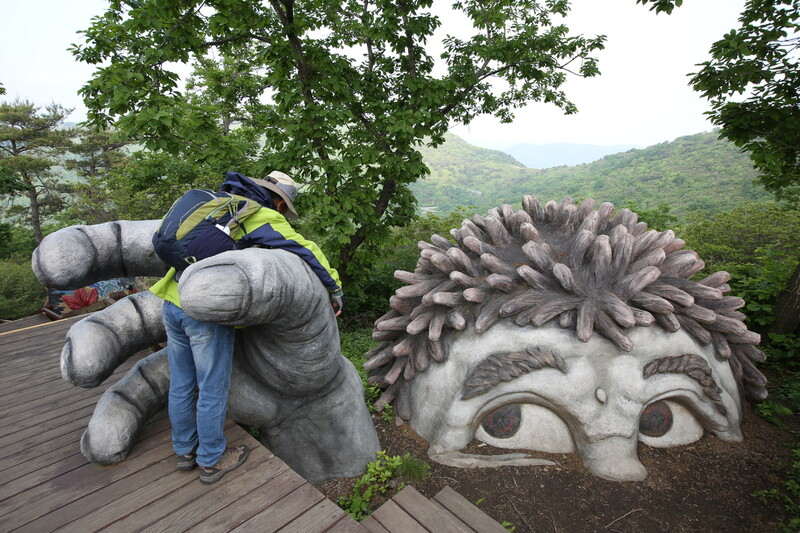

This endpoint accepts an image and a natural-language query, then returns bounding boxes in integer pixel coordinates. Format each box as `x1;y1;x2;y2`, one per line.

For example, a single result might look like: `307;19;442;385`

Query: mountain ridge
414;131;770;220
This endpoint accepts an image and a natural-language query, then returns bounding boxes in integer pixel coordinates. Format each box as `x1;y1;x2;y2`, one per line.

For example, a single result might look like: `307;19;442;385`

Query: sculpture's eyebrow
642;354;727;415
461;347;566;400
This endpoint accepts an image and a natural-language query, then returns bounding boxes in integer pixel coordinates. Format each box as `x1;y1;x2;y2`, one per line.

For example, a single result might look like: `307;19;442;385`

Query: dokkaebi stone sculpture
33;221;379;483
366;196;767;481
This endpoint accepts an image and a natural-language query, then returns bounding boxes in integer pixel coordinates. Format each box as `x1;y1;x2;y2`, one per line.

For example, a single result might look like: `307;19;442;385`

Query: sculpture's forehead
431;320;738;403
448;321;712;364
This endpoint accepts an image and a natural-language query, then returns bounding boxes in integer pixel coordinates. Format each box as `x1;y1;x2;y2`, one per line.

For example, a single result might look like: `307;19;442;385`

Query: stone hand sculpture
33;220;380;483
366;197;767;481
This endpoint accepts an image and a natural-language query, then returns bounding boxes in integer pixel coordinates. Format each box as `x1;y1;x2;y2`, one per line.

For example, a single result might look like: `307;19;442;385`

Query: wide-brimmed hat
249;171;300;219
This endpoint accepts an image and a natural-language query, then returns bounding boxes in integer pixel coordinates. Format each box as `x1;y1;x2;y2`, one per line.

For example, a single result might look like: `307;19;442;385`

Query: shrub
681;203;800;276
681;203;800;332
337;451;430;520
340;327;375;384
344;208;472;322
0;223;37;259
0;255;46;320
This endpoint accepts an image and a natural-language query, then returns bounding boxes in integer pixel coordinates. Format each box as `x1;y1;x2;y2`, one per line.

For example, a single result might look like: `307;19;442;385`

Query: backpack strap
223;195;262;236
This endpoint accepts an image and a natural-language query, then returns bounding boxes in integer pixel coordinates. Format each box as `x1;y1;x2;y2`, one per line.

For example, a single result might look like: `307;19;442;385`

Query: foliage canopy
71;0;605;281
689;0;800;205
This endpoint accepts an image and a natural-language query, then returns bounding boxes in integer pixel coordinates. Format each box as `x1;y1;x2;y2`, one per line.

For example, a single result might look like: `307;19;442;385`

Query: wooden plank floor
0;316;365;533
0;314;51;335
361;486;508;533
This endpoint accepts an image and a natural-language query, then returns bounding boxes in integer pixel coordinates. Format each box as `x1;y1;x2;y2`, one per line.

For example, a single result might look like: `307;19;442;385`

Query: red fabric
62;287;99;310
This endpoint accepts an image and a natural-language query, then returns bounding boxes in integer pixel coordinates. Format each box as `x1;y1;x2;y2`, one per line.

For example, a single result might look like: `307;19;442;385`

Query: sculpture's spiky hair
365;196;767;421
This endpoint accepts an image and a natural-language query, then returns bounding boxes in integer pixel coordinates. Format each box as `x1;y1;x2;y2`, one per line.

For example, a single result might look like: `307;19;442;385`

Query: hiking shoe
176;451;197;470
199;445;250;484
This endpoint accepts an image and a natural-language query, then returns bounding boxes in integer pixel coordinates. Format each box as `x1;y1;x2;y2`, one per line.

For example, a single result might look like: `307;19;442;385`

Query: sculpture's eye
481;404;521;439
638;399;704;447
639;400;673;437
475;403;575;453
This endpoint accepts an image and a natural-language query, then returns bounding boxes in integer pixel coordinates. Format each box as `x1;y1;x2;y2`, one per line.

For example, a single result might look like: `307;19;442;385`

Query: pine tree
0;100;73;243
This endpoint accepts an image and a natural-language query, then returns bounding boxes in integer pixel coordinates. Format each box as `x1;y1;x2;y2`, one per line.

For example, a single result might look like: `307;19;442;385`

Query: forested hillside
415;131;771;219
413;133;526;212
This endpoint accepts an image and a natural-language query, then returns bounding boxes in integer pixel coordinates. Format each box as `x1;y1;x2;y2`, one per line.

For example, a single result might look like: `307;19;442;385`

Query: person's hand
330;289;344;317
33;221;379;482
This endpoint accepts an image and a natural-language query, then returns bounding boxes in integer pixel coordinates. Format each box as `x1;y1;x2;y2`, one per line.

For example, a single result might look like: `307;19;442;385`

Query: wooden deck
0;314;507;532
0;316;364;532
361;486;508;533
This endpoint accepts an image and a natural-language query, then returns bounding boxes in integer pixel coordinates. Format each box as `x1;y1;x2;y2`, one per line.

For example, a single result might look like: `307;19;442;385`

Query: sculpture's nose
579;436;647;481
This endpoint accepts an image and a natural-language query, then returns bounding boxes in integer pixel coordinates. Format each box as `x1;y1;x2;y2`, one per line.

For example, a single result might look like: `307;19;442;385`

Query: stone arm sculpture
33;221;380;483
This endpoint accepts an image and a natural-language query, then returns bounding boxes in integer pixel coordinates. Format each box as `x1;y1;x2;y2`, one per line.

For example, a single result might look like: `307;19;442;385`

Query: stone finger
63;291;165;388
32;220;166;290
81;349;169;465
179;248;332;331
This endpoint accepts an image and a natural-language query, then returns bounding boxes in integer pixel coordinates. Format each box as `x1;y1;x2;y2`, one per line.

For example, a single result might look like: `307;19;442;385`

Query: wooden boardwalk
0;316;363;532
361;486;508;533
0;314;506;532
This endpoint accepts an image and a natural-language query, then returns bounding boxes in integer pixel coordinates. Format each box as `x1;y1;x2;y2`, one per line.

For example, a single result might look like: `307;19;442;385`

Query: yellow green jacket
150;206;342;307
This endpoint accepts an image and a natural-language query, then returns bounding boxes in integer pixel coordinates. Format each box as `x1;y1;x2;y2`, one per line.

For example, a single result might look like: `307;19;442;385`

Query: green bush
622;201;679;231
340;327;376;384
726;245;798;330
764;335;800;373
0;255;46;320
681;203;800;332
681;203;800;274
0;223;37;259
62;151;224;225
344;208;472;322
337;451;430;520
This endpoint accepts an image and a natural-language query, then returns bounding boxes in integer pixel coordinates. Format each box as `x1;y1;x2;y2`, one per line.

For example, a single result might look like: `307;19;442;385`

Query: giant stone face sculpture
33;220;380;483
366;196;766;481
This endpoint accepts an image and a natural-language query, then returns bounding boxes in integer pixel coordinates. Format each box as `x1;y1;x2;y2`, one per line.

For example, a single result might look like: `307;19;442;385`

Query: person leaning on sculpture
366;196;767;481
31;173;378;484
150;170;345;484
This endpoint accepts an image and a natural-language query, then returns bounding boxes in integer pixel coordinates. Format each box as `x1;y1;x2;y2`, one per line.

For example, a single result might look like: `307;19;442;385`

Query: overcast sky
1;0;744;150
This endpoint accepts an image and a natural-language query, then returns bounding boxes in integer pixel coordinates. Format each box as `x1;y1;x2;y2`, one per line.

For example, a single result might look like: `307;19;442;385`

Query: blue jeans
163;301;235;467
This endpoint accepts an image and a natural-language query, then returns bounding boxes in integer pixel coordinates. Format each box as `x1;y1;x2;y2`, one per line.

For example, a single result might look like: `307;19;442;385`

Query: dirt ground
315;403;797;533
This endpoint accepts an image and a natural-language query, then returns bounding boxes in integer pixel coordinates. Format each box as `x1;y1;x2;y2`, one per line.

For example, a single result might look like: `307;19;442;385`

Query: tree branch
202;32;272;48
339;176;398;268
364;0;376;72
268;0;332;184
165;1;208;40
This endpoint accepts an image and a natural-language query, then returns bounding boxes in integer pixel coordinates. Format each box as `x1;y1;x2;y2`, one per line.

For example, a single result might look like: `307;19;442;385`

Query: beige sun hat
249;171;301;219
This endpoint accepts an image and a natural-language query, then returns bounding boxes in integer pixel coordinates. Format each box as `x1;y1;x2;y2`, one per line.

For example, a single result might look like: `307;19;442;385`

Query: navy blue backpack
152;189;260;273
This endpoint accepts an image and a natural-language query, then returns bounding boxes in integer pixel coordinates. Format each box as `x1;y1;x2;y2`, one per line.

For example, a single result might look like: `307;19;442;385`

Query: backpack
152;189;261;272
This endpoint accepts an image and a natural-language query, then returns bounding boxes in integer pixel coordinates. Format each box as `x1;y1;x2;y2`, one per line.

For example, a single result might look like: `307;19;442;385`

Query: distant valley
501;142;641;169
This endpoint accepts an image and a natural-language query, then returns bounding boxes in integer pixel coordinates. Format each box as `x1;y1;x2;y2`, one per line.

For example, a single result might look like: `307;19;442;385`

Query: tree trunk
26;178;43;244
769;261;800;335
337;178;399;285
